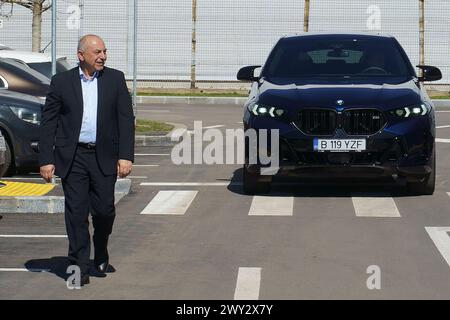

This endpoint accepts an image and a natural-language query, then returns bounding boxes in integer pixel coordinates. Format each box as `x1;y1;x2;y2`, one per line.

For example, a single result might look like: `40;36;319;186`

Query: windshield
28;59;71;79
262;36;414;83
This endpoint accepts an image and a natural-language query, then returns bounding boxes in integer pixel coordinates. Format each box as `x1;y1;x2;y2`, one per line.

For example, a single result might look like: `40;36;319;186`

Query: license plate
313;138;366;152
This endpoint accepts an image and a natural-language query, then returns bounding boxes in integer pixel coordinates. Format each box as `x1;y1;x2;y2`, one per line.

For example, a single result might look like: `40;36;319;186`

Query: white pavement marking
0;268;51;272
0;235;67;238
436;125;450;129
140;190;198;215
128;176;148;179
202;125;225;129
138;110;171;112
248;196;293;216
425;227;450;268
133;165;160;167
234;267;261;300
352;194;401;217
141;182;240;186
436;138;450;143
135;154;170;156
435;111;450;113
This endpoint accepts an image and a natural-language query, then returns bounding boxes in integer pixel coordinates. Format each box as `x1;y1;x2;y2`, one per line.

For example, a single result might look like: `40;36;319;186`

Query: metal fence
0;0;449;89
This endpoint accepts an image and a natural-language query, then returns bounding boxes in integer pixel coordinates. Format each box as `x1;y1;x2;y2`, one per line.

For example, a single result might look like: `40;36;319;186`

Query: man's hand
117;159;132;178
40;164;55;183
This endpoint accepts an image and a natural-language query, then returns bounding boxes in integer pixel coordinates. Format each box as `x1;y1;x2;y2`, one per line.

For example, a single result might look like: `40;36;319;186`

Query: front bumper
245;115;435;182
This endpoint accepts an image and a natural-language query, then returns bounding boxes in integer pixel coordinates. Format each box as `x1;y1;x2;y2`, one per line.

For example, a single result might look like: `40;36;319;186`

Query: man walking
39;34;135;286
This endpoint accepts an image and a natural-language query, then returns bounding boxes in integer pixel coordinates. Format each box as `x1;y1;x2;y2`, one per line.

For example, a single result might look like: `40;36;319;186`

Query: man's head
77;34;107;75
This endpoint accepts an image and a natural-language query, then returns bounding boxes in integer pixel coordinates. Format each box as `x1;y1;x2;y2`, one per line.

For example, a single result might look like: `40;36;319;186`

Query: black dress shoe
95;260;109;274
81;274;90;286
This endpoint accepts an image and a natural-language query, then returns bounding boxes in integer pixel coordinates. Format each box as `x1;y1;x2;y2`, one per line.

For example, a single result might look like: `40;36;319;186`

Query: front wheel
0;138;14;177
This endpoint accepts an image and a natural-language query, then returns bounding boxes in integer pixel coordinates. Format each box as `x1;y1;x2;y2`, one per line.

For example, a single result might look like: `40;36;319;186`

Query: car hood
257;79;424;111
0;89;44;111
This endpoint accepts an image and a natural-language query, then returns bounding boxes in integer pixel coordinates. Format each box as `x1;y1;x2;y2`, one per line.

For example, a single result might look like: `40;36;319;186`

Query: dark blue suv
237;33;441;195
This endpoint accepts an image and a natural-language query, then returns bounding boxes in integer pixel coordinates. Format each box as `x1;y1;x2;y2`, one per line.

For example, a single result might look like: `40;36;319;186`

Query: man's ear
77;51;84;62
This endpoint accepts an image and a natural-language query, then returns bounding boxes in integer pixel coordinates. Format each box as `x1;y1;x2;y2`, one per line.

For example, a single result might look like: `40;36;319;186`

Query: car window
0;59;50;84
263;37;412;79
29;60;71;78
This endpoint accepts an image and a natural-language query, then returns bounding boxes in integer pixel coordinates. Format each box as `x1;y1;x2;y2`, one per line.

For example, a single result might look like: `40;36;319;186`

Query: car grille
296;109;336;135
343;109;386;135
295;108;386;136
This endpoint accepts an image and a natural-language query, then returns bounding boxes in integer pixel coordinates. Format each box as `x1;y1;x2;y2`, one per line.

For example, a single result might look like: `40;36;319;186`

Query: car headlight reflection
390;103;429;118
249;103;285;118
9;106;41;125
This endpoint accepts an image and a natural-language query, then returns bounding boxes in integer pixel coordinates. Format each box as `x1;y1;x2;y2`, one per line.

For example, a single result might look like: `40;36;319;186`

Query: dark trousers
62;145;117;275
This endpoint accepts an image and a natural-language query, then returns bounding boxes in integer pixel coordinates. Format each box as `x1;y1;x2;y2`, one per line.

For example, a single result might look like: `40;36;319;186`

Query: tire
243;165;272;195
407;148;435;196
0;138;14;177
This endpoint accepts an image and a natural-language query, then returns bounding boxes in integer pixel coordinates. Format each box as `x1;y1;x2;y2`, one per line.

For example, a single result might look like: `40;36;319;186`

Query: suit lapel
71;68;83;108
96;69;105;142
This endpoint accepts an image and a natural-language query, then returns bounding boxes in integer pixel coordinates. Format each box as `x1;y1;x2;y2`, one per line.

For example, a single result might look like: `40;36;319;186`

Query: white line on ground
0;268;50;272
234;267;261;300
425;227;450;268
435;111;450;113
128;176;148;179
352;194;401;217
248;196;293;216
436;138;450;143
0;235;67;238
133;165;160;167
140;182;240;186
137;110;171;112
202;125;225;129
437;125;450;129
140;190;198;215
135;154;170;156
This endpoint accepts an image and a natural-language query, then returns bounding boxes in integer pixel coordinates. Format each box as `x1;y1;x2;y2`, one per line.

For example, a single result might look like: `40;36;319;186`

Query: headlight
248;103;285;118
9;106;41;125
389;103;430;118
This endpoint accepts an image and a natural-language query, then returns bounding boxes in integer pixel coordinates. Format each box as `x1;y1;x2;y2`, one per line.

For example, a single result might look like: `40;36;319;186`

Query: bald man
39;35;135;286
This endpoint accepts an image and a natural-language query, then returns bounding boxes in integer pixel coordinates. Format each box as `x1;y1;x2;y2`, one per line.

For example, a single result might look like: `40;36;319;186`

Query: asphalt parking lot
0;103;450;299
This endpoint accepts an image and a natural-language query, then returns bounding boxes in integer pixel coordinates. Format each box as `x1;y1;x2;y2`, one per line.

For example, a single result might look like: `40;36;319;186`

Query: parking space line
436;125;450;129
248;196;293;216
352;194;401;217
425;227;450;268
140;182;239;186
436;138;450;143
0;268;50;272
140;190;198;215
135;154;170;156
133;165;160;167
0;235;67;238
234;267;261;300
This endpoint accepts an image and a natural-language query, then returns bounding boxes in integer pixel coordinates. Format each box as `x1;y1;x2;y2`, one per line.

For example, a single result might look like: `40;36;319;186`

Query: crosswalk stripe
352;194;401;217
234;267;261;300
248;196;293;216
425;227;450;268
140;190;198;215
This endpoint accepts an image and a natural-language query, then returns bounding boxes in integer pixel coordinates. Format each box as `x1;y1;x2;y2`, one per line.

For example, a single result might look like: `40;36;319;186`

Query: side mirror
237;65;261;82
417;65;442;82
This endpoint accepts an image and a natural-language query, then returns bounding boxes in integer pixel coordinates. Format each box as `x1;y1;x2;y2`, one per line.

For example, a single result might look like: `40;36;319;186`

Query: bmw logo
336;99;344;106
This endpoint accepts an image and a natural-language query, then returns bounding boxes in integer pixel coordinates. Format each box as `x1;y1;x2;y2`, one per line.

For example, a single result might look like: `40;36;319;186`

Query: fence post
419;0;425;77
190;0;197;89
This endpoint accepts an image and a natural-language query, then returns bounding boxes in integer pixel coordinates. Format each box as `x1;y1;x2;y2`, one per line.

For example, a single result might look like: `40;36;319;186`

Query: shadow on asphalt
228;167;415;198
24;257;115;280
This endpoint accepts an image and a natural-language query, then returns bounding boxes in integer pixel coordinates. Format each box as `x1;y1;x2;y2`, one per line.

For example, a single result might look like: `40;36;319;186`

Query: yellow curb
0;181;55;196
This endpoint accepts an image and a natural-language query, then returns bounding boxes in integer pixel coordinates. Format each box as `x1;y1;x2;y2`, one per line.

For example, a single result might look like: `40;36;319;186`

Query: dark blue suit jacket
39;67;135;178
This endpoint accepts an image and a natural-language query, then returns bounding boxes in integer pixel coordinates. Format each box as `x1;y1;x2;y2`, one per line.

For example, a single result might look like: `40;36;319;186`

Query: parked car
237;33;441;195
0;130;6;177
0;89;42;176
0;49;71;79
0;58;50;98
